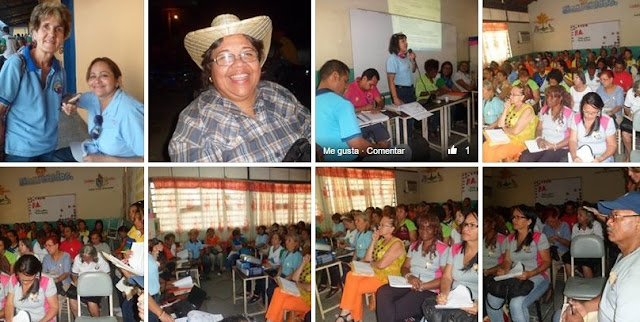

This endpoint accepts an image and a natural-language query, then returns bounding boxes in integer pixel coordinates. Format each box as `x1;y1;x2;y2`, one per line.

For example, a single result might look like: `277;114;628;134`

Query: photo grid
0;0;637;321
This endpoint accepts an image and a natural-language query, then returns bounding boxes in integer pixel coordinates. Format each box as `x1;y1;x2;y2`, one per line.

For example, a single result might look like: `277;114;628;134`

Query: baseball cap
597;192;640;215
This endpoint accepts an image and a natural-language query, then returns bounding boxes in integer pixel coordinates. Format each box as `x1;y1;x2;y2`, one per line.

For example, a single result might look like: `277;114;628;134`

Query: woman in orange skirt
265;245;312;322
335;213;407;322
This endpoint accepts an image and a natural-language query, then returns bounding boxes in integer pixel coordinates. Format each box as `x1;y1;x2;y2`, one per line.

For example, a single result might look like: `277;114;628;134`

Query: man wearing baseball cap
563;191;640;322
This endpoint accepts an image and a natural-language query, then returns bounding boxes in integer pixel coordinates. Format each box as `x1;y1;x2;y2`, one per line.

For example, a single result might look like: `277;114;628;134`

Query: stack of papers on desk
483;129;510;146
434;285;474;309
352;261;374;276
357;111;389;126
390;102;433;120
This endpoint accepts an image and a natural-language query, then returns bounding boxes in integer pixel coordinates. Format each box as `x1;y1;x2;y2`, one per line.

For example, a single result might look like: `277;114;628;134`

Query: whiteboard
27;194;77;222
534;178;582;205
571;21;620;50
350;9;457;94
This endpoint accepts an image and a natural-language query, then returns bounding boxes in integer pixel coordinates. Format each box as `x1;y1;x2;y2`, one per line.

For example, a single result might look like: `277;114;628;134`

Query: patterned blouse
372;237;407;283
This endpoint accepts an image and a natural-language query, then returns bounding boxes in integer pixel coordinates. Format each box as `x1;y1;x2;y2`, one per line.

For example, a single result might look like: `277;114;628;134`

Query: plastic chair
630;111;640;162
75;272;117;322
563;235;607;301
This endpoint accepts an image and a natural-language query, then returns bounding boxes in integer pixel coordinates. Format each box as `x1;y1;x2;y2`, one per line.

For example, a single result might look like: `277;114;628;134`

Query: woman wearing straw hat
169;14;311;162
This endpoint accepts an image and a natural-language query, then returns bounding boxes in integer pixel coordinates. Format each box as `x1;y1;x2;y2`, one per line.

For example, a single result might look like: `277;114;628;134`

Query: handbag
422;295;476;322
486;277;534;309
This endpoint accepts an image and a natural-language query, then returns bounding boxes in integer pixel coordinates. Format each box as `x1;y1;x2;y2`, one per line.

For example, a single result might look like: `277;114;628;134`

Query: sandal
335;312;352;322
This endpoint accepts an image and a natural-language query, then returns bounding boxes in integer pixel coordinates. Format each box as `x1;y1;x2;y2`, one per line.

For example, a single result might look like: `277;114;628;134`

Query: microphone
408;48;416;62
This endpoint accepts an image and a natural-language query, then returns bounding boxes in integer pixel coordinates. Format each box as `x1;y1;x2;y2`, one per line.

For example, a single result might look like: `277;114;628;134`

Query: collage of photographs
0;0;638;322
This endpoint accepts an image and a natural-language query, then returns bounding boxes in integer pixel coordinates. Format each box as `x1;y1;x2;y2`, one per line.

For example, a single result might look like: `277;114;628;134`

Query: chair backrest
634;110;640;132
77;272;114;317
570;234;605;259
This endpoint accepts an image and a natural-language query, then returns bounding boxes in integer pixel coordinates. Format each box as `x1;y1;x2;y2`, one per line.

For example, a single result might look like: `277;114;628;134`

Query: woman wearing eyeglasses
569;92;617;162
422;211;479;321
169;14;310;162
335;213;406;322
41;235;71;295
5;255;59;322
485;207;551;322
483;84;538;162
376;214;449;322
56;57;143;162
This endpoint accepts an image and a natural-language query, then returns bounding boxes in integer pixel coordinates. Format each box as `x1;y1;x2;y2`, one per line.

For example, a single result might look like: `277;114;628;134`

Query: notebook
278;277;301;297
484;129;510;146
494;262;524;281
388;275;412;288
352;261;374;276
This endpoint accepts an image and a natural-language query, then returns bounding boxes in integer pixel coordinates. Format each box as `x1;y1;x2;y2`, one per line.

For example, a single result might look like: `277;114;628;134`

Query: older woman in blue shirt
0;2;72;161
56;57;143;162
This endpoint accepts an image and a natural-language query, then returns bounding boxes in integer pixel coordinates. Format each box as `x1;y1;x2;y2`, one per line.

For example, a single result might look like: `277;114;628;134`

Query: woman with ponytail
569;92;617;162
5;255;58;322
485;206;551;322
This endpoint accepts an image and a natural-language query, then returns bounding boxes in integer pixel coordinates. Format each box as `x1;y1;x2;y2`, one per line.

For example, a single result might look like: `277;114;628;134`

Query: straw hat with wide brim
184;14;272;69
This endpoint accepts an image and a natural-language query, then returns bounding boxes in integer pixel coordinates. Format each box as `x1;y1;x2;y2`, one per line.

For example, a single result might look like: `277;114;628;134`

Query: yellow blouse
298;262;312;305
372;237;407;283
504;103;537;145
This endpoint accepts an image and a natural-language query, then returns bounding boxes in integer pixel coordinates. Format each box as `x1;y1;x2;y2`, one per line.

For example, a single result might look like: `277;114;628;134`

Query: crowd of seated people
317;199;479;322
0;201;144;321
484;47;640;162
483;182;639;322
148;221;312;322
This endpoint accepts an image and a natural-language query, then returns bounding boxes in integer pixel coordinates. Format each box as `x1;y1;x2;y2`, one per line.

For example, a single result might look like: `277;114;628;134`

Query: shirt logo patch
53;82;63;94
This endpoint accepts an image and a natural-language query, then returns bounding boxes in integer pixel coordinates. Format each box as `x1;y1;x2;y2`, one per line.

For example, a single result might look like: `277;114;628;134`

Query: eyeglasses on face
607;211;640;222
461;223;478;229
512;215;527;221
212;50;258;66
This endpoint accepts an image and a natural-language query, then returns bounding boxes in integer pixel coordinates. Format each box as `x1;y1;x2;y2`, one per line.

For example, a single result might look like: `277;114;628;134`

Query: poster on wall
461;171;478;200
571;21;620;50
534;178;582;205
28;194;77;222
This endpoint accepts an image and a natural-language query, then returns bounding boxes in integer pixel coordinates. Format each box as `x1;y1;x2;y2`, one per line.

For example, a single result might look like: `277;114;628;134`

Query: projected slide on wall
350;8;456;94
388;0;441;22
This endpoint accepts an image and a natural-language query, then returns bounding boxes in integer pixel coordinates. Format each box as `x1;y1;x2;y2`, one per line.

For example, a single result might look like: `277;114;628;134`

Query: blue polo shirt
280;250;303;277
315;88;361;161
77;89;143;158
386;54;414;87
184;239;203;260
0;46;66;156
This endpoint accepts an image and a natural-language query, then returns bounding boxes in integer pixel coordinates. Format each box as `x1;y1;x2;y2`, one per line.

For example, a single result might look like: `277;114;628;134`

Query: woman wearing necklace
569;92;617;162
336;213;406;322
520;85;573;162
483;84;537;162
485;207;551;322
376;214;449;322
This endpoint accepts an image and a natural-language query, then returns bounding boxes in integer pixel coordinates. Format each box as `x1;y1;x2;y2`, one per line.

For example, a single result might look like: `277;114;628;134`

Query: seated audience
42;235;72;295
265;246;311;322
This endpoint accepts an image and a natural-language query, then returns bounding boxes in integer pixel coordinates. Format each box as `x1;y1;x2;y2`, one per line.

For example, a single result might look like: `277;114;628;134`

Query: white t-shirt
71;253;110;276
623;88;640;114
452;71;472;92
584;71;601;92
570;86;594;112
33;241;48;262
599;247;640;322
571;221;604;239
267;245;284;268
